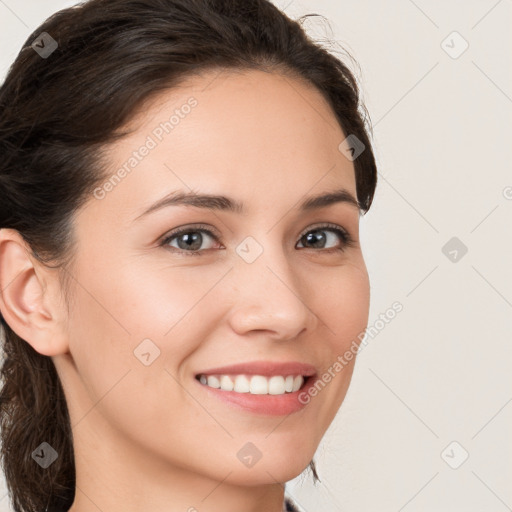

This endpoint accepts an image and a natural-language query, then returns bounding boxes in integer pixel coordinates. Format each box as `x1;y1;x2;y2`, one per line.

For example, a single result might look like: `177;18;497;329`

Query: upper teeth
198;374;305;395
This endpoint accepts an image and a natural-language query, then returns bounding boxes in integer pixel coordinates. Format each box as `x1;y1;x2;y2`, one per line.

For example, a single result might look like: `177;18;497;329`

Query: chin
224;452;314;486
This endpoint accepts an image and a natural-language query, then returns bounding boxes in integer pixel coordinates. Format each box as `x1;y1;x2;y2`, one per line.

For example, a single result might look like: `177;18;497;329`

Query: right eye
159;225;222;256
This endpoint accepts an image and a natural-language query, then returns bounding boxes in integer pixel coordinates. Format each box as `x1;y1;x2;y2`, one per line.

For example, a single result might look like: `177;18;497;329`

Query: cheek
115;261;228;343
67;258;225;369
316;262;370;348
63;259;214;438
306;263;370;418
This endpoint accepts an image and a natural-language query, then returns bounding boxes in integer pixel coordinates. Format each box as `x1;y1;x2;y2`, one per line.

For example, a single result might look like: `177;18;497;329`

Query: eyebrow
133;187;361;222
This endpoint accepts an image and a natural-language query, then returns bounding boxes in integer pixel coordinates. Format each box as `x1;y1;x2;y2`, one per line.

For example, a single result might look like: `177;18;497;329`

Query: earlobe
0;228;67;356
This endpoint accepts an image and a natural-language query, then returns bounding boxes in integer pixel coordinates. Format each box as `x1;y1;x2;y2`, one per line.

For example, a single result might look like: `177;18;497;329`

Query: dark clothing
284;496;302;511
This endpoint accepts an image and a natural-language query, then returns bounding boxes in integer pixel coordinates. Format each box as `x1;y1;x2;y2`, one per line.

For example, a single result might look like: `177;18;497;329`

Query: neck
67;414;287;512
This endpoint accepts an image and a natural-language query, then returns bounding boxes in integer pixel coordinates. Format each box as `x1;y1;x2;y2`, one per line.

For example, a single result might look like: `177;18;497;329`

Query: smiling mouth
195;373;312;395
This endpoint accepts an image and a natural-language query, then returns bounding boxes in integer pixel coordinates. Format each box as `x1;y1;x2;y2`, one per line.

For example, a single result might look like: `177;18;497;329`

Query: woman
0;1;378;511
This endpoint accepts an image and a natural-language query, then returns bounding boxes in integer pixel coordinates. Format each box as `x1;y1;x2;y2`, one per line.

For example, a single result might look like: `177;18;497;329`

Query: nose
226;247;319;341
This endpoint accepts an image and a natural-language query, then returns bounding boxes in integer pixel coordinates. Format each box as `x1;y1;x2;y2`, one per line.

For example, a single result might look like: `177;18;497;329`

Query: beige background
1;1;511;511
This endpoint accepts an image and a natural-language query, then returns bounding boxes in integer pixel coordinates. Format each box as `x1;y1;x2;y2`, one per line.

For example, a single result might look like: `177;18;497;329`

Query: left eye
160;223;354;256
296;226;351;251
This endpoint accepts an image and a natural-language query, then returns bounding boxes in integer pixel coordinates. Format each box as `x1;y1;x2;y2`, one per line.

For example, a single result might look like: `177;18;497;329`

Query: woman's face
55;68;370;486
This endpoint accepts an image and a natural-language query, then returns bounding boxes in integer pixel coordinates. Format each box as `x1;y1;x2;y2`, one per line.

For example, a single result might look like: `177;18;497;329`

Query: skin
0;68;370;512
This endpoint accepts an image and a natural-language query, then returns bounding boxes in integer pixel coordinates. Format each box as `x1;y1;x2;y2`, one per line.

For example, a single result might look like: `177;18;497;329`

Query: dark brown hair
0;1;378;511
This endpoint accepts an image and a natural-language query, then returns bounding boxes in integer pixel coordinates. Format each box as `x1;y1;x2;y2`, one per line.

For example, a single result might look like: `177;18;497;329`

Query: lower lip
194;375;318;416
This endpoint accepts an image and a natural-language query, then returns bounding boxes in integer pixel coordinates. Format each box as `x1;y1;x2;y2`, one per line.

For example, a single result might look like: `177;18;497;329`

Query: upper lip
195;361;317;378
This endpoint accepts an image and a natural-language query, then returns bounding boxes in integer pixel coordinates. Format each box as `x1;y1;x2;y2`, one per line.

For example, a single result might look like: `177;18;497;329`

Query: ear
0;228;69;356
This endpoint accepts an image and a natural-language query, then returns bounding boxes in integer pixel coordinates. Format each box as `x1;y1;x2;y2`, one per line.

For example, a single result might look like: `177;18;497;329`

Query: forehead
87;68;356;220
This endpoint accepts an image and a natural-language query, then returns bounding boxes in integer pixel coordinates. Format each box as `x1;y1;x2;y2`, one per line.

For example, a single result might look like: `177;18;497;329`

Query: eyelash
159;222;355;257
